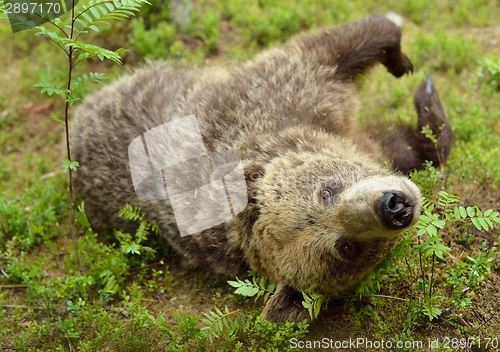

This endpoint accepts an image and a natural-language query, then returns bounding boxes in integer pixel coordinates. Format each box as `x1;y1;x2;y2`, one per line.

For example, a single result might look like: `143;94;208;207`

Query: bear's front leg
296;15;413;81
262;284;310;322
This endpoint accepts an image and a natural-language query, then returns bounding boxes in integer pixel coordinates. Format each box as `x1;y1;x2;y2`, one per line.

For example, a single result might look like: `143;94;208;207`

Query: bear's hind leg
262;284;309;322
377;73;453;174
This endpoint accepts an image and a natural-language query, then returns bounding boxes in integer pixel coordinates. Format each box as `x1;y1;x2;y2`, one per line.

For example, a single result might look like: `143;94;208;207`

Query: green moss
411;28;479;74
131;19;177;59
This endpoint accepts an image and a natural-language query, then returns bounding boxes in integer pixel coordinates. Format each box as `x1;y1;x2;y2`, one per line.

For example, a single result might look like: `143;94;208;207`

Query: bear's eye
317;182;343;206
319;185;341;206
321;189;333;199
336;240;356;259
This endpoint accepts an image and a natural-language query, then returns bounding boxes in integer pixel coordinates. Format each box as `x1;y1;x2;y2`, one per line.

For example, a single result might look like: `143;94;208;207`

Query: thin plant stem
417;235;426;296
404;257;415;328
429;253;435;298
65;0;82;274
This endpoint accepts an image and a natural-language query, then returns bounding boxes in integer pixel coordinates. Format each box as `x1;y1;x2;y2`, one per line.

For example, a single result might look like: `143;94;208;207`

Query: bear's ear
243;161;265;201
244;161;265;179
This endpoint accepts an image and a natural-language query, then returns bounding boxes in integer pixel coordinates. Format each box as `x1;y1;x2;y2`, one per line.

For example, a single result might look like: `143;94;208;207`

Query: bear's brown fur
70;15;452;322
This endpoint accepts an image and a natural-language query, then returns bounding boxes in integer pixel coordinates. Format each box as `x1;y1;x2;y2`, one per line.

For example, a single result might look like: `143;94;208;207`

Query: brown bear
70;15;452;322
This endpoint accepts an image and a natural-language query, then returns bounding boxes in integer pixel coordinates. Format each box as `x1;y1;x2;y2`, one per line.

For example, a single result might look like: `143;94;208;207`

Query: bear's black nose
377;190;415;230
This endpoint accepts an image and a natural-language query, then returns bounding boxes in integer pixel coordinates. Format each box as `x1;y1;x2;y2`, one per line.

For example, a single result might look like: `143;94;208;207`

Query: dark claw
424;71;433;94
408;60;414;75
398;53;413;77
385;51;414;77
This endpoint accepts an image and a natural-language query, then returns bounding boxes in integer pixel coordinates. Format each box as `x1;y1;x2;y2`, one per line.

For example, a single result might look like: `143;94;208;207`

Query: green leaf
228;275;275;300
423;247;434;258
67;96;81;107
81;11;93;25
227;280;241;288
484;209;494;217
234;285;259;297
123;243;141;255
471;217;482;231
52;115;66;125
425;224;437;236
76;203;91;229
475;207;483;217
484;217;494;229
419;214;433;224
301;291;327;320
72;0;148;36
432;244;450;259
34;81;67;97
432;220;446;229
459;206;467;219
71;73;108;94
467;207;475;217
90;6;101;20
104;2;115;11
70;42;123;65
76;52;91;63
201;305;241;341
423;304;441;321
118;204;143;221
62;158;80;171
479;218;489;231
75;18;89;31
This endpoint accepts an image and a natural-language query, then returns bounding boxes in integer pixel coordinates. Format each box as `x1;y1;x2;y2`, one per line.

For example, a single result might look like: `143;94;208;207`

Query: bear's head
249;138;421;294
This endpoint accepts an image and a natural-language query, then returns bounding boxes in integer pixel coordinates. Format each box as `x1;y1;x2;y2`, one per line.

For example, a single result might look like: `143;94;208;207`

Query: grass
1;0;500;350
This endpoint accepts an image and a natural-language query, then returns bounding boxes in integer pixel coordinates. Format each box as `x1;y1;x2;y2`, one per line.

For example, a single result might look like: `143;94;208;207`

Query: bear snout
377;190;415;230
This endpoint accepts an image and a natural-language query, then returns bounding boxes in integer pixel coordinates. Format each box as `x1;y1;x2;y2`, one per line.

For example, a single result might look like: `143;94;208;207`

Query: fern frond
301;291;329;320
71;41;123;65
118;204;144;222
228;277;259;297
134;221;148;243
73;0;149;37
71;72;108;94
451;205;500;231
115;204;158;258
201;306;242;341
228;275;276;303
33;80;67;97
421;198;434;211
437;191;460;209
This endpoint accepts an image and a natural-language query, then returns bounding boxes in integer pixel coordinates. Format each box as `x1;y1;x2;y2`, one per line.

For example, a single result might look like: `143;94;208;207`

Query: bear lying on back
71;15;452;322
